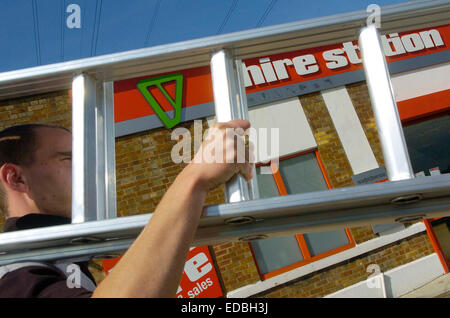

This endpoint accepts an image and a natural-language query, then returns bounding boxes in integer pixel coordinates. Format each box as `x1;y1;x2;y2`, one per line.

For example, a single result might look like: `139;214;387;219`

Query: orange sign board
114;66;213;123
102;246;223;298
242;24;450;94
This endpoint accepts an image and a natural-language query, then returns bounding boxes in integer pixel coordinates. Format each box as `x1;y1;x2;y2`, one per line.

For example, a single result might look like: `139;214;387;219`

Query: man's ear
0;163;29;194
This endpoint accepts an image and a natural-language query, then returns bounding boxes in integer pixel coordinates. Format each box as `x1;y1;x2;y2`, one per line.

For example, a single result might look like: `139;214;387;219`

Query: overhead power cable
145;0;162;46
217;0;239;34
90;0;103;56
32;0;41;65
256;0;278;27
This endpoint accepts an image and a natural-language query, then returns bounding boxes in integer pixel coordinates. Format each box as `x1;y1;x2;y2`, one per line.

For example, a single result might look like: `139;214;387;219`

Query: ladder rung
71;75;117;223
210;49;251;203
359;25;414;182
1;175;449;265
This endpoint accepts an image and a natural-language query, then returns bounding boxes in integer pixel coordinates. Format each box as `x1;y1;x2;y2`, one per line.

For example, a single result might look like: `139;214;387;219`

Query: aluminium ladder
0;0;450;265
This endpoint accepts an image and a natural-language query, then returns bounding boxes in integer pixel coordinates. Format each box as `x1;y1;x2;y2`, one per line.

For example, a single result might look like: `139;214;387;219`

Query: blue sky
0;0;411;72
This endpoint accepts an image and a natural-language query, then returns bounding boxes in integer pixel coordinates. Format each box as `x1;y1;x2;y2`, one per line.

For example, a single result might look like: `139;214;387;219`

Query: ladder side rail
194;197;450;245
1;174;450;260
0;239;134;266
1;185;450;265
358;25;415;181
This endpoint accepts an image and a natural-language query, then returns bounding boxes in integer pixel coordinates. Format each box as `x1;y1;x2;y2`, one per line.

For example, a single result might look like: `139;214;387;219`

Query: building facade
0;23;449;298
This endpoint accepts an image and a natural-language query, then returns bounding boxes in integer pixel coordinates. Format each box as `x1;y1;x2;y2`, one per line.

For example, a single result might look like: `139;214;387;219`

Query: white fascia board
321;87;379;175
248;97;317;163
391;61;450;101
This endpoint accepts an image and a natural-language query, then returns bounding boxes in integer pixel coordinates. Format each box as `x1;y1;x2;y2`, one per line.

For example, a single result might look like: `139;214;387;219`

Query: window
403;113;450;176
430;218;450;263
402;111;450;272
250;151;355;280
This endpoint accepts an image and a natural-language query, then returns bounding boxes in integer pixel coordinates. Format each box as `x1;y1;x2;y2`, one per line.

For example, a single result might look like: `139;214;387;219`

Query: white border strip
324;253;444;298
391;61;450;102
321;86;379;175
227;222;426;298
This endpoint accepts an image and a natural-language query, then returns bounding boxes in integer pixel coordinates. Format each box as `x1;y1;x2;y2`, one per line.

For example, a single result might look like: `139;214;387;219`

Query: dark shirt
0;214;95;298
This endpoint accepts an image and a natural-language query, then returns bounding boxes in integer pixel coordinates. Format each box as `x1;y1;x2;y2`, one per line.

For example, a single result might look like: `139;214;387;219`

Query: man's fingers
238;162;254;182
219;119;251;131
193;119;254;190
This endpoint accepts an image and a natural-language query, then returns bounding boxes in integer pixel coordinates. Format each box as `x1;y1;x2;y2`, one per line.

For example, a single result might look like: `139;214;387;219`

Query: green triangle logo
137;73;183;129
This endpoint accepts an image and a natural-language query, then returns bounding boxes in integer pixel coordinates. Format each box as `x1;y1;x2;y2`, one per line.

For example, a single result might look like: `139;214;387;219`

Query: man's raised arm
91;120;253;298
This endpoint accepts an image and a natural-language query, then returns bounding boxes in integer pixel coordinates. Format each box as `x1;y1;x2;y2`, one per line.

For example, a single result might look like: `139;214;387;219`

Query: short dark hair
0;123;69;216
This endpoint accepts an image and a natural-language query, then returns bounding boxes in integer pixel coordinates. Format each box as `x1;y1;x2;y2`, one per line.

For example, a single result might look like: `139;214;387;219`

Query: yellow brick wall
212;242;261;291
0;91;72;130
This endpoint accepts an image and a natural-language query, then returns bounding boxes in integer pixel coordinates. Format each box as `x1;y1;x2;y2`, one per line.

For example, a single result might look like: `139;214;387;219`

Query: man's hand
185;119;255;192
92;119;255;298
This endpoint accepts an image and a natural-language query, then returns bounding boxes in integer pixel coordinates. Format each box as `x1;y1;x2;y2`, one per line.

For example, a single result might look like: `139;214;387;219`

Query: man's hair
0;123;69;217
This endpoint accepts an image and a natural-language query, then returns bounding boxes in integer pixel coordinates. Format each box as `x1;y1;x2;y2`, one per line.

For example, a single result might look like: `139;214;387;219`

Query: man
0;120;253;297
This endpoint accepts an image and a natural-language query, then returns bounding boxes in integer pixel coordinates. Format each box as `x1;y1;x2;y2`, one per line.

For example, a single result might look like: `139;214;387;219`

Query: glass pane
253;167;303;275
303;230;350;257
279;154;349;258
403;115;450;176
251;236;304;274
256;166;279;198
278;152;328;194
432;219;450;261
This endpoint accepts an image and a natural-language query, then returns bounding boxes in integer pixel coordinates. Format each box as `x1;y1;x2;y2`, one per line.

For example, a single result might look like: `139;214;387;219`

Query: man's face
24;127;72;218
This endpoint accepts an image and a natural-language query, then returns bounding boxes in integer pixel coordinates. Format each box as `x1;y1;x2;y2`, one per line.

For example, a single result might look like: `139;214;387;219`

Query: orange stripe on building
397;88;450;122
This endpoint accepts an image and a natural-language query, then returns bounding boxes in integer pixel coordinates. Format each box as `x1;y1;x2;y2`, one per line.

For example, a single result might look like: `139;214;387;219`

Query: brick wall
212;242;261;291
0;91;72;131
